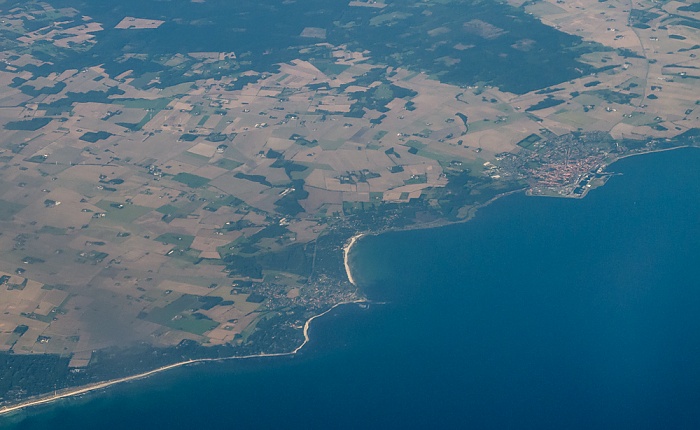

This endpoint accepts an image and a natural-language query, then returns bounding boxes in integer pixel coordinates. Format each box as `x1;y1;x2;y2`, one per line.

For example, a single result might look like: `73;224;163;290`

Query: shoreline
343;233;364;286
530;145;696;200
3;144;696;418
575;146;694;199
606;144;691;164
0;299;366;417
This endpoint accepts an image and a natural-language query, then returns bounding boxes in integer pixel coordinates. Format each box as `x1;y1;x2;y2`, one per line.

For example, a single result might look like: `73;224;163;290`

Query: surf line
343;233;365;286
0;298;367;417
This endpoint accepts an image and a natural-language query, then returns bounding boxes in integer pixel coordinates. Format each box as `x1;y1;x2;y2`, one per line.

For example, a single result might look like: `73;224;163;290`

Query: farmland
0;0;698;404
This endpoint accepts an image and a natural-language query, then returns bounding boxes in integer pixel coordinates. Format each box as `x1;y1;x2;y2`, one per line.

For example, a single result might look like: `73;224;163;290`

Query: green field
176;151;211;166
155;233;195;248
197;115;210;126
167;314;219;335
95;201;152;223
516;133;542;149
0;200;25;221
156;204;179;215
167;248;203;265
37;225;66;235
373;130;388;141
214;158;243;170
309;60;351;76
143;294;219;335
120;98;172;111
79;131;112;143
172;172;210;188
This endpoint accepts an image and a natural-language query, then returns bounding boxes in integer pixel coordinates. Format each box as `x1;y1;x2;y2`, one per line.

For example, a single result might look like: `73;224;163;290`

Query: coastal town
0;0;698;411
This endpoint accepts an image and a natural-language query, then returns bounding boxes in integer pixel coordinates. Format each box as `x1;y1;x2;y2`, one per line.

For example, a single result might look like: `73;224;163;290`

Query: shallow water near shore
4;147;700;429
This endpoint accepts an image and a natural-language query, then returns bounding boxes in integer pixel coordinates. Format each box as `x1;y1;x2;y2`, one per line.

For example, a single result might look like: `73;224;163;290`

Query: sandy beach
0;299;365;417
4;147;693;419
1;233;373;417
6;146;689;418
343;233;364;286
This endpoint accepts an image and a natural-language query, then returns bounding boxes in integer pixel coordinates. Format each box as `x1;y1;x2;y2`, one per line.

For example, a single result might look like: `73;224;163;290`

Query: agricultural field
0;0;697;375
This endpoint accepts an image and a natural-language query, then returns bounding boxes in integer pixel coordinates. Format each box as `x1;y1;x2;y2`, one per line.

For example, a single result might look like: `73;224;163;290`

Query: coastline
530;145;696;200
3;144;697;419
573;146;695;199
605;145;691;164
1;228;374;417
343;233;365;286
0;299;366;418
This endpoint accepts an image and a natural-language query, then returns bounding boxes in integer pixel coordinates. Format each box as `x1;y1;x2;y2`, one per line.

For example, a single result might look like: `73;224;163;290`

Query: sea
3;147;699;429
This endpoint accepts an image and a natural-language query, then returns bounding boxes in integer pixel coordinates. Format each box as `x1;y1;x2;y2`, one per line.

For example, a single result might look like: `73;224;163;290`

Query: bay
3;147;700;429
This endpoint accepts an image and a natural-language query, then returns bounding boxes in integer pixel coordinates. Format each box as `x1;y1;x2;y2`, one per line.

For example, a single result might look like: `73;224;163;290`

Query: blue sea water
3;147;700;429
